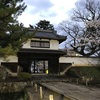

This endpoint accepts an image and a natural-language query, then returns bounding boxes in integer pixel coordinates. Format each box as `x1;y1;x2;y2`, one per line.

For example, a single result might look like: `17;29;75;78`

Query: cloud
39;10;57;18
24;0;53;14
18;0;78;27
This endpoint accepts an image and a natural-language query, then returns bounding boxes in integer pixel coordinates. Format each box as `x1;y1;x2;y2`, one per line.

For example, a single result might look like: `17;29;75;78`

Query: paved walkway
26;82;100;100
41;82;100;100
26;86;49;100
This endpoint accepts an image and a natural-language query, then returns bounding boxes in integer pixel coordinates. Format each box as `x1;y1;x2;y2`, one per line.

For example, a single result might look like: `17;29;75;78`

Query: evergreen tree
0;0;34;57
36;20;54;30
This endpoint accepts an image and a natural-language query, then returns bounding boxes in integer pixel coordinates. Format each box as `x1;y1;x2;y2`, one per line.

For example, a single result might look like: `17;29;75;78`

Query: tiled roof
29;29;67;43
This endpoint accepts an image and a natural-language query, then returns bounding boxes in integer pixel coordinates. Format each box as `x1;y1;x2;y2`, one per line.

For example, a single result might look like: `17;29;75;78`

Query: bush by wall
18;72;31;80
66;67;100;85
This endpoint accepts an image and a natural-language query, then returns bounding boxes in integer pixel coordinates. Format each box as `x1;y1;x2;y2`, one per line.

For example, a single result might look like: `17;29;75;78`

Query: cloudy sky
18;0;78;28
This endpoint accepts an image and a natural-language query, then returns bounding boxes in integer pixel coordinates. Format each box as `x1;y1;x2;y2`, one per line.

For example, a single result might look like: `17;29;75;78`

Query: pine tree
0;0;34;57
36;20;54;30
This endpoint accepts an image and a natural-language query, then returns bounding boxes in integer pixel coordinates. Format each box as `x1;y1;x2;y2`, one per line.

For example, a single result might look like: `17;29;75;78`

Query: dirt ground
26;82;100;100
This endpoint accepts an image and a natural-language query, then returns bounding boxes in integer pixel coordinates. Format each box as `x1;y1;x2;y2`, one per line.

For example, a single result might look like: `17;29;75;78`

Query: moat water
0;91;29;100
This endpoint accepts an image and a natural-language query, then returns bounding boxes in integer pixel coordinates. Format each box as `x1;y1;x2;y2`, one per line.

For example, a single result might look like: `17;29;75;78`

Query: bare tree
59;0;100;57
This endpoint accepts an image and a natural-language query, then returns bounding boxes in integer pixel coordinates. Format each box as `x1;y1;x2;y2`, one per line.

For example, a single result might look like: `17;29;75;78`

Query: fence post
35;83;37;92
49;95;53;100
40;87;43;99
76;78;79;84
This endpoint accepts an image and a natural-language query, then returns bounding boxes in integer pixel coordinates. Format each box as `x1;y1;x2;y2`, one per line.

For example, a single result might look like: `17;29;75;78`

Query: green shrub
65;68;80;78
18;72;31;80
66;67;100;84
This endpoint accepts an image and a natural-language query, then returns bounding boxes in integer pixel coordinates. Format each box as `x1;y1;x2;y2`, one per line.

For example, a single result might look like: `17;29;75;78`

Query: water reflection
0;91;29;100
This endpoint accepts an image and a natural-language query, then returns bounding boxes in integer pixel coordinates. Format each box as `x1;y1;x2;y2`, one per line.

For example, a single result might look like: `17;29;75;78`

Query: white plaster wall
22;38;59;50
0;56;18;65
50;40;59;50
59;57;100;67
22;39;30;48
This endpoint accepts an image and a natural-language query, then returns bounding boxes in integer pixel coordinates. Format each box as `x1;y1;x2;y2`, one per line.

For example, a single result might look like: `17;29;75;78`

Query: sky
18;0;78;28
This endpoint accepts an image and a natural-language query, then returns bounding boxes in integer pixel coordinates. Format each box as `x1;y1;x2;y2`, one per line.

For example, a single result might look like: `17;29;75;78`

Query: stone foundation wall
0;82;27;93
